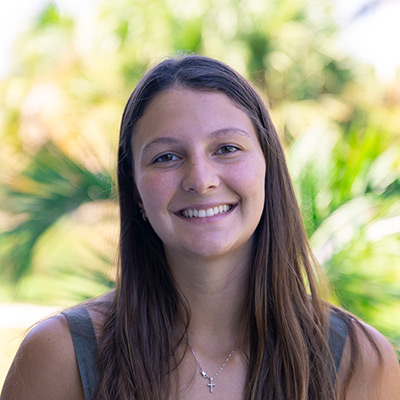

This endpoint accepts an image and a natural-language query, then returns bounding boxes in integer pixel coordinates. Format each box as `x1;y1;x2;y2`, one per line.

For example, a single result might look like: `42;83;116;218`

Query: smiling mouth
180;204;233;218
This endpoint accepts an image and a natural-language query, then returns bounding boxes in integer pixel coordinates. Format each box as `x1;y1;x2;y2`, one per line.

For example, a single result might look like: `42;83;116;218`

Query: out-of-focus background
1;0;399;387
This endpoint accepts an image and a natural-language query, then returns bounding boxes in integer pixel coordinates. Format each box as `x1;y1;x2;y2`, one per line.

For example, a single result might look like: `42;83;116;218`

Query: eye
215;145;240;155
153;153;180;163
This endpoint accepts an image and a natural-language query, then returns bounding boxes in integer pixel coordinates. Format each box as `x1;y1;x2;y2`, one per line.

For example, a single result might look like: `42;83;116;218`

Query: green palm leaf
0;142;113;283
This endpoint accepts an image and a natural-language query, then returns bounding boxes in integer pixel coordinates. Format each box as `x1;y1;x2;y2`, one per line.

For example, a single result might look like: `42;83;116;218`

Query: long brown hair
95;55;368;399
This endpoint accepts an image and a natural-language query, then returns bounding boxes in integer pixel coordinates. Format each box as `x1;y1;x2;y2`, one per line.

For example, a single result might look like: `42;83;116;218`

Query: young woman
1;55;399;400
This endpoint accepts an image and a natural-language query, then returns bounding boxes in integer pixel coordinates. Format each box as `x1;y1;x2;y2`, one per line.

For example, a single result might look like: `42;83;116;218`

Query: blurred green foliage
1;143;113;282
0;0;399;347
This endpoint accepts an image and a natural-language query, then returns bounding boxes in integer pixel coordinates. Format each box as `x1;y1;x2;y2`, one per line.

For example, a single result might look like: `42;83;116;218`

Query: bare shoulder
341;319;400;400
1;314;84;400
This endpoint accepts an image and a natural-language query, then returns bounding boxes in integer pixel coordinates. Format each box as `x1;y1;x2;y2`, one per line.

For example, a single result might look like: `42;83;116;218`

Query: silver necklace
190;346;236;393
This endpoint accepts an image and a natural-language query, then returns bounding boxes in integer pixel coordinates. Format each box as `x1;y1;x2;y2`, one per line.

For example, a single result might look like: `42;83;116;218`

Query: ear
136;191;144;211
133;181;142;204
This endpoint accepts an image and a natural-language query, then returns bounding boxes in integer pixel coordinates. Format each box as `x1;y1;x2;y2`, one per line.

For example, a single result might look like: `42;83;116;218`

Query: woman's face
132;88;266;261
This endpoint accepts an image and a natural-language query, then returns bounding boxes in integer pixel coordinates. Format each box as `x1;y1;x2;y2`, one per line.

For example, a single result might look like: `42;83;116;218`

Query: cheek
135;173;175;214
238;159;266;220
235;158;266;199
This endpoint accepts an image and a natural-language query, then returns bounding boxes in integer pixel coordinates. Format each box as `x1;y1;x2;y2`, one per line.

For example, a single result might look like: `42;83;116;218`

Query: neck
166;245;252;355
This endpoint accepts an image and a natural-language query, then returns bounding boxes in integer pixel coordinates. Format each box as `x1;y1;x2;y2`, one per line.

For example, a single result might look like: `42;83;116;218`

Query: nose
182;155;220;194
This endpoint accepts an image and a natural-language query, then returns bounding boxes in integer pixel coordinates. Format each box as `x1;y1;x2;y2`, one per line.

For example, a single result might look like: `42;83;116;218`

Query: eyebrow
211;127;250;138
140;127;250;156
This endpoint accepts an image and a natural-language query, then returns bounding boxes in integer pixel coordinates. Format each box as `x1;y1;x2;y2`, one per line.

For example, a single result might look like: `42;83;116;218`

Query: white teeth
181;205;232;218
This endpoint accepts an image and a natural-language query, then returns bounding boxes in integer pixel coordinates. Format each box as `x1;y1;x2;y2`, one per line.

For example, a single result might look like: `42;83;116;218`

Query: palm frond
0;142;113;282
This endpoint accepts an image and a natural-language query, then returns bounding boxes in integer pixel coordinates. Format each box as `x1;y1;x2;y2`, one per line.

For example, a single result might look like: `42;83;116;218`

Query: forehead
132;88;257;145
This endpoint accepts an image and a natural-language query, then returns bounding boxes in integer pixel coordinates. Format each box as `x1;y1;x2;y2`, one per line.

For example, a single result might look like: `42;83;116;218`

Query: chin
182;239;251;260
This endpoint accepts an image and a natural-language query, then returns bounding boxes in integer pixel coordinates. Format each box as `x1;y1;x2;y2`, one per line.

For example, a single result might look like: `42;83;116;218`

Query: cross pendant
207;378;215;393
